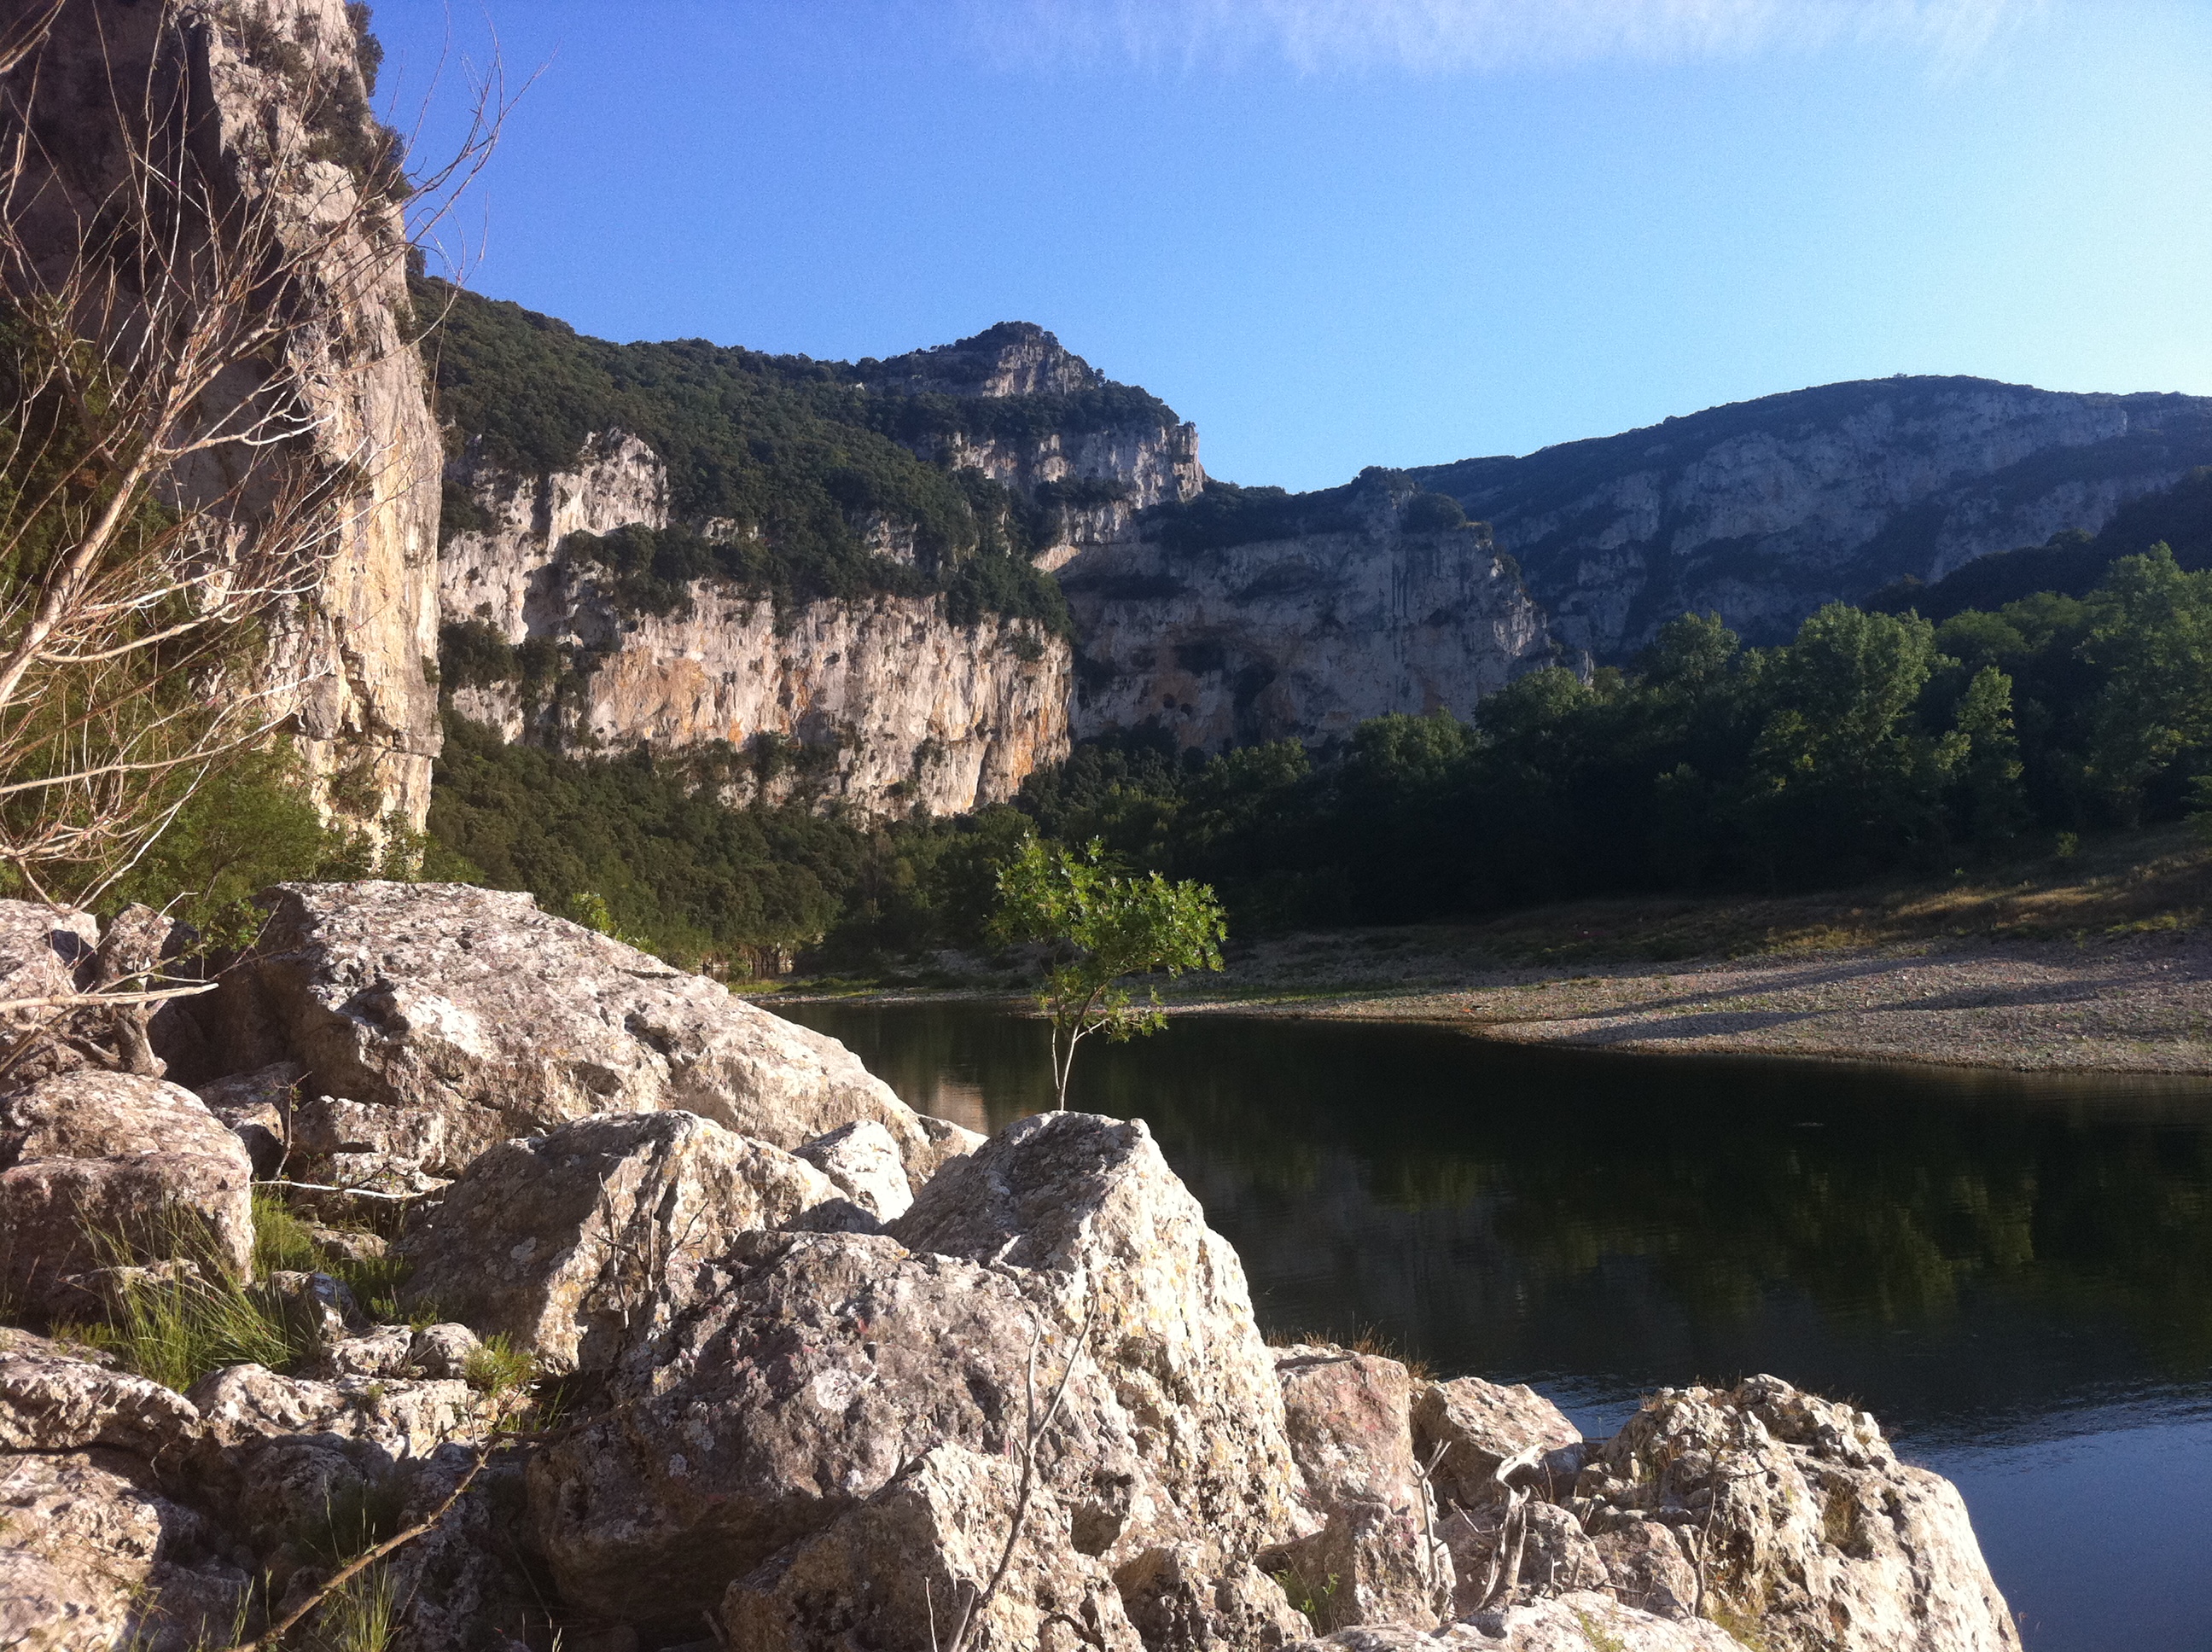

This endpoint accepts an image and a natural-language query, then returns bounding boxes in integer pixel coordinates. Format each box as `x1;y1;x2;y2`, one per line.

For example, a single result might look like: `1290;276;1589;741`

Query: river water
778;1000;2212;1652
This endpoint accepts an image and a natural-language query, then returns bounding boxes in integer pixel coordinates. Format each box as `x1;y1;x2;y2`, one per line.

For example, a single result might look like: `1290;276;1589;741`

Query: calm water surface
781;1001;2212;1652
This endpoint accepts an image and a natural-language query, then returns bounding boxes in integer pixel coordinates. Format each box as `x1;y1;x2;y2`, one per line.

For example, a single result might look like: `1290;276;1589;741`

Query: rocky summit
0;884;2023;1652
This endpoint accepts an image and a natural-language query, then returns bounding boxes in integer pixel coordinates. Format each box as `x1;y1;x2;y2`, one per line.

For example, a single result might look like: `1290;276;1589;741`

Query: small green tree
992;837;1227;1110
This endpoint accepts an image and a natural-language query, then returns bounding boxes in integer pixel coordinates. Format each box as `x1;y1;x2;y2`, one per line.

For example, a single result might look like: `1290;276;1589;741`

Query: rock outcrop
0;884;2023;1652
439;429;1072;816
1413;377;2212;660
1062;474;1556;752
1568;1376;2022;1652
530;1111;1307;1643
397;1109;846;1372
11;1;443;830
855;320;1207;561
0;1071;255;1316
204;881;961;1179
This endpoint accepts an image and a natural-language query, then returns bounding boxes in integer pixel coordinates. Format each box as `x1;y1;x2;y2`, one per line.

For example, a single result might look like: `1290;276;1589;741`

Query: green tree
1947;665;2030;845
2081;546;2212;818
992;837;1227;1110
1738;604;1961;877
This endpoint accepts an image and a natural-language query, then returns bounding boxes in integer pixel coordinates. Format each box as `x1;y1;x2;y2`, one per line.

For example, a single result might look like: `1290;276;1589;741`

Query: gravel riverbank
1173;934;2212;1073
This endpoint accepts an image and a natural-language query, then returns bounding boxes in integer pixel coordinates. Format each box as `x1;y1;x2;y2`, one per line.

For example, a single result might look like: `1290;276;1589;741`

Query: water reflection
783;1000;2212;1651
791;1000;2212;1439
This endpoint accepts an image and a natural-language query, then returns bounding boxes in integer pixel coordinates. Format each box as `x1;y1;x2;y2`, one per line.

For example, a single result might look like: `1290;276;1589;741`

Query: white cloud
968;0;2045;76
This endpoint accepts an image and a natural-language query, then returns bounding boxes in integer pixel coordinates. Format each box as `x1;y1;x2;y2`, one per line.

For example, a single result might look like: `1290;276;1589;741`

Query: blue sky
372;1;2212;492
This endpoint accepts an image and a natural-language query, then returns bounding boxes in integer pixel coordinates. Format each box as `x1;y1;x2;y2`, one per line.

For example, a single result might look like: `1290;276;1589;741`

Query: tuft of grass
1269;1565;1341;1632
299;1478;410;1568
63;1209;316;1393
1820;1486;1860;1552
251;1192;422;1325
461;1334;533;1397
334;1254;419;1326
252;1191;325;1277
312;1563;398;1652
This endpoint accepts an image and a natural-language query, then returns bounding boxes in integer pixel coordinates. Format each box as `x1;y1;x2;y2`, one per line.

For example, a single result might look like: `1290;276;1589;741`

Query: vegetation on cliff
417;279;1086;632
420;497;2212;968
1866;466;2212;622
1140;469;1470;556
1016;546;2212;926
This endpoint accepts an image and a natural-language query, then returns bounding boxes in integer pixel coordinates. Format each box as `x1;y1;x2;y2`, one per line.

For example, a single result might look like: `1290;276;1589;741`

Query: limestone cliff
861;322;1206;566
17;0;444;829
427;315;1212;815
1413;376;2212;660
439;433;1068;815
1062;474;1556;750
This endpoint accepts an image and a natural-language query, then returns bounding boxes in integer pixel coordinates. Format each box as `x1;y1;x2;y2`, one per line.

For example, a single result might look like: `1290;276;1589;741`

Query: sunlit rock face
19;0;443;830
1413;377;2212;660
437;428;1074;816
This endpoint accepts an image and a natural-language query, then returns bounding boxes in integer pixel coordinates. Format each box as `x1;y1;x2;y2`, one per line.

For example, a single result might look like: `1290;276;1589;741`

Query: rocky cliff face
1414;377;2212;660
20;0;444;830
1062;474;1556;750
434;311;2212;800
858;324;1206;565
439;433;1069;815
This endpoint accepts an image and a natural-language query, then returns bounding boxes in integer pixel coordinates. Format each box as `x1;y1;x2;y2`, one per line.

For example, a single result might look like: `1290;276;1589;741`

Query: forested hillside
420;459;2212;970
418;276;1106;630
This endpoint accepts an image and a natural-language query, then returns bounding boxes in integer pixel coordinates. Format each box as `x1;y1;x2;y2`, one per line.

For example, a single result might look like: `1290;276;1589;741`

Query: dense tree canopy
420;522;2212;970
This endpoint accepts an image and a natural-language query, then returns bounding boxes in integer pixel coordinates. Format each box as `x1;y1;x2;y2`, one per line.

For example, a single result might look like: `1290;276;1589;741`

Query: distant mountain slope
1409;376;2212;660
1865;466;2212;622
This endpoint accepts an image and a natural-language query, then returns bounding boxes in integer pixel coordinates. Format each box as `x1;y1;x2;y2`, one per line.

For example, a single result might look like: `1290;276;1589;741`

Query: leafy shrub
437;620;520;689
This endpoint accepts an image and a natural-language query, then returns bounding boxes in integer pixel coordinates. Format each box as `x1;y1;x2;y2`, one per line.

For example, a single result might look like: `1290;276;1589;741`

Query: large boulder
205;881;958;1181
1264;1498;1448;1636
1276;1344;1423;1515
795;1118;915;1222
1278;1591;1745;1649
0;1446;249;1652
186;1361;486;1458
1114;1544;1313;1650
527;1230;1154;1637
1590;1520;1701;1620
0;1070;255;1316
1571;1376;2020;1652
891;1111;1308;1570
397;1109;844;1371
0;899;100;1084
0;1344;204;1460
1412;1378;1582;1513
0;1346;247;1652
192;1060;303;1177
1442;1498;1606;1618
1266;1343;1449;1635
719;1443;1145;1652
0;896;97;1006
